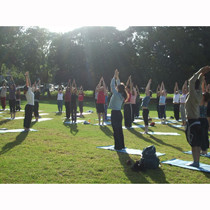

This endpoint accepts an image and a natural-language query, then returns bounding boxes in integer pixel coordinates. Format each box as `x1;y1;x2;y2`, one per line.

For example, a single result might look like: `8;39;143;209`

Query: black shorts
185;119;202;147
96;103;105;113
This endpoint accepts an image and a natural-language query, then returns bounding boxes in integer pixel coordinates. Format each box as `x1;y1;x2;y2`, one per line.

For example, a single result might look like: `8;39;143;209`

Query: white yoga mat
122;125;145;129
38;113;49;116
32;118;53;122
133;119;143;123
97;145;165;156
63;120;85;124
140;131;181;136
183;151;210;158
93;122;111;126
4;117;24;120
0;128;38;133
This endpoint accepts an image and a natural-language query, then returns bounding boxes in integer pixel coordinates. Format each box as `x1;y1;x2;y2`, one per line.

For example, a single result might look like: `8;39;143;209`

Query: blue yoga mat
162;159;210;173
183;151;210;158
97;145;165;156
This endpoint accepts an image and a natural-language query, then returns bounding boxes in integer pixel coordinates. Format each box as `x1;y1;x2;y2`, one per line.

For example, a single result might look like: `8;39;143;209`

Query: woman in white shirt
57;88;63;113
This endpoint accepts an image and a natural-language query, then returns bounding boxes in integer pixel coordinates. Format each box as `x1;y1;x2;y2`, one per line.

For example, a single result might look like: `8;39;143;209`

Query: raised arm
145;79;152;96
174;82;178;93
25;72;31;87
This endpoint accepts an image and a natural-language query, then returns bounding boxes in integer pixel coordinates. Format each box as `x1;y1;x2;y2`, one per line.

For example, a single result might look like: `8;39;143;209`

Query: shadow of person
0;131;29;155
70;124;79;136
167;123;185;132
117;152;149;183
0;119;10;126
100;126;113;138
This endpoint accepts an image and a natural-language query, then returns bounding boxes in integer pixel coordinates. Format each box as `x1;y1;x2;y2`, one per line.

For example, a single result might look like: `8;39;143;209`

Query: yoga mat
140;131;181;136
133;119;143;123
32;118;53;122
0;128;38;133
63;120;85;124
93;122;111;126
97;145;165;156
38;113;49;116
162;159;210;173
4;117;24;120
183;151;210;158
122;125;145;129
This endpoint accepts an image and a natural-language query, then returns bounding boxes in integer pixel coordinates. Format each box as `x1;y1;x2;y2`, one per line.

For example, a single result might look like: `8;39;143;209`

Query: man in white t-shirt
23;72;34;131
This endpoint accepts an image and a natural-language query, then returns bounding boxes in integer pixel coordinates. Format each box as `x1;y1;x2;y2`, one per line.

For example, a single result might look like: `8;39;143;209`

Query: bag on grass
131;145;160;171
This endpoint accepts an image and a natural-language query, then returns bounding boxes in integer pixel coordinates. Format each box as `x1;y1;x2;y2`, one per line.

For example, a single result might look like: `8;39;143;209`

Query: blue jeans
57;100;63;112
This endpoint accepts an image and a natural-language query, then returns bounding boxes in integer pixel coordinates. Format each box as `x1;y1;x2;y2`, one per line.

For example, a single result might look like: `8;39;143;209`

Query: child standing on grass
109;69;128;150
135;85;141;118
78;86;84;118
33;80;41;122
173;82;180;121
180;80;188;126
23;72;34;132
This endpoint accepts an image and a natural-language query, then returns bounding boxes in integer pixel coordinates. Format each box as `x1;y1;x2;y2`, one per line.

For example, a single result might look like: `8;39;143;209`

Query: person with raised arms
124;75;133;128
185;66;210;167
64;80;71;120
180;80;188;126
130;82;137;122
33;79;41;122
173;82;180;121
78;86;84;118
156;84;161;119
159;81;167;124
0;82;7;110
141;79;152;134
23;72;34;131
109;69;128;150
96;77;106;126
71;79;78;124
8;76;16;119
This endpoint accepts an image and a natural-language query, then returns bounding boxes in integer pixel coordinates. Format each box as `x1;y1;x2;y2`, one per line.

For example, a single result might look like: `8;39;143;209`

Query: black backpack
131;145;160;171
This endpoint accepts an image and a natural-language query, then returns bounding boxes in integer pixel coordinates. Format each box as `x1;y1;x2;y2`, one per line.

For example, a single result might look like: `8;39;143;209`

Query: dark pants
135;102;140;117
65;101;71;119
1;97;6;109
200;118;209;151
16;100;21;111
79;101;83;113
111;110;125;150
71;103;77;122
143;108;149;126
131;104;136;122
34;101;39;118
159;105;166;119
24;104;34;129
174;103;180;121
9;99;16;113
157;104;161;118
124;103;132;128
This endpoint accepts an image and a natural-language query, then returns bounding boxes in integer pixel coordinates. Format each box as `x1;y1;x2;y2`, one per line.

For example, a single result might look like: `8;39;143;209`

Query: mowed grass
0;98;210;184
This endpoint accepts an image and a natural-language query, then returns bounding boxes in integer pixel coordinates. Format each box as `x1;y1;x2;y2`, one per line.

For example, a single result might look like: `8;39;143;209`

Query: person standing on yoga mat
96;77;106;126
109;69;128;150
173;82;180;121
156;84;161;119
64;80;71;120
124;76;132;128
180;80;188;126
8;76;16;119
23;72;34;131
78;86;84;118
71;79;78;124
130;83;137;122
0;82;7;110
141;79;152;134
159;82;167;124
135;85;141;119
185;66;210;167
33;80;41;122
199;79;210;155
57;87;63;113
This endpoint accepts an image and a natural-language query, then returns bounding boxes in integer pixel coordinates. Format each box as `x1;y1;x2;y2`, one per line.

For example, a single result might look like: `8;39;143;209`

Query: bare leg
98;113;101;125
102;113;105;125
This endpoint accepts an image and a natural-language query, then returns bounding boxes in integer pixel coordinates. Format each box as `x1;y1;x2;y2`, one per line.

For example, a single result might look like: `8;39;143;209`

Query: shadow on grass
0;131;29;155
63;121;79;136
99;126;113;138
167;123;185;132
0;119;10;126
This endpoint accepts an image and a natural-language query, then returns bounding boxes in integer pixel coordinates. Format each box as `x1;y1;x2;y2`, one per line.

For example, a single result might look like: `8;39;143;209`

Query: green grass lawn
0;98;210;184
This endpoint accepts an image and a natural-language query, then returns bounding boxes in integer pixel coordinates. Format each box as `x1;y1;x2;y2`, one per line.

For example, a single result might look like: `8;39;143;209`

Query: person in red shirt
78;86;84;117
96;77;107;126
